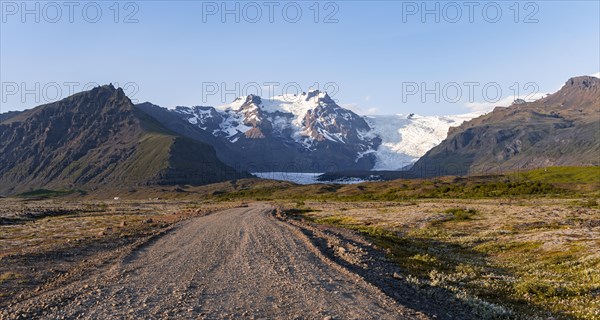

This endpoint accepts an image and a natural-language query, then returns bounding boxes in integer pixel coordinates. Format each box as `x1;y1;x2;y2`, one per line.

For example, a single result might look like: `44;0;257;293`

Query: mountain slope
411;76;600;177
0;85;245;195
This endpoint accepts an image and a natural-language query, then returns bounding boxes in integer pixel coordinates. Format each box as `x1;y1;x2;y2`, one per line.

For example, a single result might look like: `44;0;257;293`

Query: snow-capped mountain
176;91;377;150
138;91;477;171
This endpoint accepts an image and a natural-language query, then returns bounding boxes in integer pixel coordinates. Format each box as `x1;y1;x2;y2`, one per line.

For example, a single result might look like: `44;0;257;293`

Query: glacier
364;113;479;170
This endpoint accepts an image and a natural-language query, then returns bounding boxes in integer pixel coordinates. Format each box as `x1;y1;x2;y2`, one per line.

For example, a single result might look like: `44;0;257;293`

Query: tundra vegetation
0;166;598;319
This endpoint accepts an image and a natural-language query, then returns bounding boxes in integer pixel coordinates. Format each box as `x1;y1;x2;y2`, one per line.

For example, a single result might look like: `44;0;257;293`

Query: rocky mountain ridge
0;85;246;195
411;76;600;177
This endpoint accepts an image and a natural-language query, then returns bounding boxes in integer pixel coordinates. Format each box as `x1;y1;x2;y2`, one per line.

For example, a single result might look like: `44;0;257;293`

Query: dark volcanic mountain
0;85;246;195
138;90;382;172
411;76;600;177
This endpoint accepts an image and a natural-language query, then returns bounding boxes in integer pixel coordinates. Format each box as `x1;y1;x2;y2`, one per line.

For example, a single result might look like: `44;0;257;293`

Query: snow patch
220;110;252;139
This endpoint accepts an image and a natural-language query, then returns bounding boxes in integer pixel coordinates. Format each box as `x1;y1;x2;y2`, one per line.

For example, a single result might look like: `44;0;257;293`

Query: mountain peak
93;83;119;93
245;94;262;105
304;89;330;102
228;94;262;111
82;84;128;104
563;76;600;91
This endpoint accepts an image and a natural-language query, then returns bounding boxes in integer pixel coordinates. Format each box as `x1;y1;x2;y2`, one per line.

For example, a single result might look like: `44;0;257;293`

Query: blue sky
1;1;599;115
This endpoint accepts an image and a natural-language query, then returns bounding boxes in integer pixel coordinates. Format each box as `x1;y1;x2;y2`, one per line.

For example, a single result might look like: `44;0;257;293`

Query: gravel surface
3;203;428;319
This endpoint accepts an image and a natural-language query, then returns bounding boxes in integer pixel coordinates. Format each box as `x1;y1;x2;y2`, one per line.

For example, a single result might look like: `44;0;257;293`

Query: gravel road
4;203;428;319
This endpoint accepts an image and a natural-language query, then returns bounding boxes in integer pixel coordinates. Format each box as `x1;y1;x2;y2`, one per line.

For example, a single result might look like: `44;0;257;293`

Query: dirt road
4;204;428;319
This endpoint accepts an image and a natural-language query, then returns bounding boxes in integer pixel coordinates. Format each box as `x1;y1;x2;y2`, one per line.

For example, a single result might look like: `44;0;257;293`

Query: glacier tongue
365;113;479;170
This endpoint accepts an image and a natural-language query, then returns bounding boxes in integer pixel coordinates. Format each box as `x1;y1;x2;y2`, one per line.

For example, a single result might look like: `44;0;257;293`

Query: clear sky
1;0;599;115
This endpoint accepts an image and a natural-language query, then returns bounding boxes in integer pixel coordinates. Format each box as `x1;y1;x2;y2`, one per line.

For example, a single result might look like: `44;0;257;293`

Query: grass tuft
444;208;478;220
